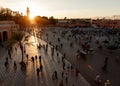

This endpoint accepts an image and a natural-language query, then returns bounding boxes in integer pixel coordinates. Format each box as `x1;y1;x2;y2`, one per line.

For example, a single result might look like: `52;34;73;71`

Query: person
20;61;26;71
62;56;64;63
6;57;8;62
60;43;63;48
35;55;37;60
63;53;66;58
26;54;29;60
63;62;65;70
57;52;59;57
61;71;64;78
14;61;17;67
51;47;54;56
54;70;58;80
13;61;17;70
15;47;17;52
40;64;43;72
106;80;110;86
95;74;101;84
105;57;108;64
104;80;110;86
76;68;79;77
102;63;107;71
31;57;34;62
36;68;40;75
65;76;68;83
71;65;73;70
104;81;107;86
8;48;11;59
4;61;8;68
39;56;41;62
4;57;9;68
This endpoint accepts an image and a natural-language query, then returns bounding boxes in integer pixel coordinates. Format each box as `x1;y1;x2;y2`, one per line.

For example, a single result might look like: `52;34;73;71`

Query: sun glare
30;14;35;20
20;1;50;20
26;1;45;19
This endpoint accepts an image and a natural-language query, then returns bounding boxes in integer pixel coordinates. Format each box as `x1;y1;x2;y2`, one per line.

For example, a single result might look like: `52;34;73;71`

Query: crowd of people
3;27;120;86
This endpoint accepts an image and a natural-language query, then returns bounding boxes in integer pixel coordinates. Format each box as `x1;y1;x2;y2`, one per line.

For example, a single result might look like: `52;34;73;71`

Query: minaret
26;7;30;18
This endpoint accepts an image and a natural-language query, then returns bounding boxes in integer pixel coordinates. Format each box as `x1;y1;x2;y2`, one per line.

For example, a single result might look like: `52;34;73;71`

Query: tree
7;31;25;62
49;16;56;25
34;16;49;26
0;7;13;20
0;7;30;29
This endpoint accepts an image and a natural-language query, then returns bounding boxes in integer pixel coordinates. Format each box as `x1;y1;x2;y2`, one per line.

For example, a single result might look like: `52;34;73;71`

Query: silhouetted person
63;62;65;70
31;57;34;62
40;64;43;72
66;76;68;83
8;48;11;59
26;54;29;60
76;68;79;77
103;63;107;71
105;57;108;64
54;70;58;80
35;55;37;60
14;61;17;70
36;68;40;75
39;56;41;62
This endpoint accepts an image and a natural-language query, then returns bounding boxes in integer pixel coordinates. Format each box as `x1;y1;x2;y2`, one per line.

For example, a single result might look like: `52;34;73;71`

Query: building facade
0;21;19;43
92;19;120;29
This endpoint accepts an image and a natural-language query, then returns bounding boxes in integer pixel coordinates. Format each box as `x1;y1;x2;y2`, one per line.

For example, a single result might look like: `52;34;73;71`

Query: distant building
57;19;92;28
92;19;120;29
0;21;19;43
57;19;69;27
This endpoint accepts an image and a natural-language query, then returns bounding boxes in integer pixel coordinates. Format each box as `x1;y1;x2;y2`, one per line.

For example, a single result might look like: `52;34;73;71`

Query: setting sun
25;1;50;19
29;13;35;20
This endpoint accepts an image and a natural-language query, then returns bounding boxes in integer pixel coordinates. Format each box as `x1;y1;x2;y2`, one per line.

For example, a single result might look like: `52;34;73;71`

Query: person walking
26;54;29;60
54;70;58;80
102;57;109;71
95;74;101;84
76;68;79;77
4;57;9;68
102;62;107;71
105;57;108;64
65;76;68;83
104;80;110;86
15;47;17;52
61;71;64;78
8;48;11;59
31;57;34;63
40;64;43;72
14;61;17;69
39;56;41;62
63;62;65;70
36;68;40;76
35;55;37;60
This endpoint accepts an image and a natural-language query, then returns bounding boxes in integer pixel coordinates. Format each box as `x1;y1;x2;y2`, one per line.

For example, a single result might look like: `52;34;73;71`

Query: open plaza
0;26;120;86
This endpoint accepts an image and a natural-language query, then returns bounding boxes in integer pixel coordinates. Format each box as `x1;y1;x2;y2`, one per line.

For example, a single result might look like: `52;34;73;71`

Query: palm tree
7;31;25;62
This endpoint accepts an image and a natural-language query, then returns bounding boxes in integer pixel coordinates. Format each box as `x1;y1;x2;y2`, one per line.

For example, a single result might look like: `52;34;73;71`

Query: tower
26;7;30;18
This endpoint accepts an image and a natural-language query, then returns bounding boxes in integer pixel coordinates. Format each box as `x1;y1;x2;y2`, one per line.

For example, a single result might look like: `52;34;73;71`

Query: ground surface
0;31;90;86
40;27;120;86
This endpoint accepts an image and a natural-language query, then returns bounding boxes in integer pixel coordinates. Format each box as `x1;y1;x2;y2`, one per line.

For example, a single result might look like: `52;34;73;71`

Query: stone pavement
0;34;91;86
40;27;120;86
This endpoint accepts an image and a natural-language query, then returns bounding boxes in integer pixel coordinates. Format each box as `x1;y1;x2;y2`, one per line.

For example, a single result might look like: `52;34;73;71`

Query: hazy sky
0;0;120;18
